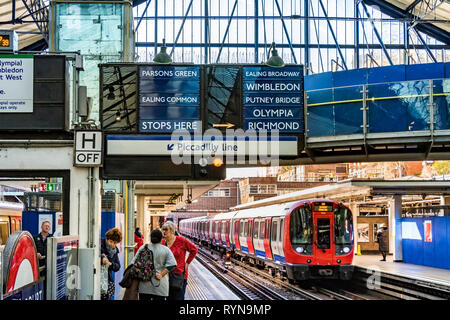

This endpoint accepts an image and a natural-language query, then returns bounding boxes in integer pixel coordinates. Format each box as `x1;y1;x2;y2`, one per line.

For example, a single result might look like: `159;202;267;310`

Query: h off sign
74;131;103;167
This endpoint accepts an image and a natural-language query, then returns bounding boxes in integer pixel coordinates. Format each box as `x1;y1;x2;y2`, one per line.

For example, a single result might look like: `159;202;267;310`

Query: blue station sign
139;66;200;133
243;66;304;133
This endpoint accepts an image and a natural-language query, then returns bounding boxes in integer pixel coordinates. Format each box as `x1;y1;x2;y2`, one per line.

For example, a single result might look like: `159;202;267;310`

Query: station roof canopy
364;0;450;44
0;0;48;50
233;179;450;210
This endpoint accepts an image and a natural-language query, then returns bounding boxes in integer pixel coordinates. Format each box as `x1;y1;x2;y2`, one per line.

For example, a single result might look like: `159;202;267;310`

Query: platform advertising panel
46;236;79;300
139;65;201;133
0;54;33;113
243;66;303;133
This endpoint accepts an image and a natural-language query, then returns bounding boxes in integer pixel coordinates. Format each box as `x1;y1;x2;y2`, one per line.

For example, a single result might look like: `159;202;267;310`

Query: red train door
314;213;333;265
263;218;273;260
234;219;240;250
225;220;230;247
247;219;255;255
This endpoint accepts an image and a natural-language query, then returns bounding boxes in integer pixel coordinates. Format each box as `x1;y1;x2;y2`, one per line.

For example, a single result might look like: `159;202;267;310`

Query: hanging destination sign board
139;65;201;133
243;66;304;133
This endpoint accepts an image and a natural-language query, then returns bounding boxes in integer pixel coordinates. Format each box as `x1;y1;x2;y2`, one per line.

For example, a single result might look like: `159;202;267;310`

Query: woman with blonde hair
162;221;198;300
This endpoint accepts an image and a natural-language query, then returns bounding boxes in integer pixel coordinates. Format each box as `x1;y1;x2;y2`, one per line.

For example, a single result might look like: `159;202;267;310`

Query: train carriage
0;201;23;247
179;198;354;281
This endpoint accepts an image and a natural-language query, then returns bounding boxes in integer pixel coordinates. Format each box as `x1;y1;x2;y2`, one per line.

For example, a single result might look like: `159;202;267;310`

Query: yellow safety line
307;92;450;107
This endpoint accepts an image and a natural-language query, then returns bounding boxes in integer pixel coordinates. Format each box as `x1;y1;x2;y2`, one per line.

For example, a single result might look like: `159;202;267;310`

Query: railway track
193;240;449;301
196;250;289;300
351;268;449;300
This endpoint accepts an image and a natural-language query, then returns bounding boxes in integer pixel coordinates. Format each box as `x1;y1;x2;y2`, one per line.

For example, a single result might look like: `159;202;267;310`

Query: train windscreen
290;207;313;245
334;207;353;245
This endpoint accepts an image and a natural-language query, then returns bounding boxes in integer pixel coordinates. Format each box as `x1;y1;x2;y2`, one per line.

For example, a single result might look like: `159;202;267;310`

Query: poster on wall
0;54;34;113
424;220;432;242
357;223;369;242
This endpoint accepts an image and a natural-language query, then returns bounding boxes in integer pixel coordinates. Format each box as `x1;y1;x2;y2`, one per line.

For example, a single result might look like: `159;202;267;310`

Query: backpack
130;244;155;282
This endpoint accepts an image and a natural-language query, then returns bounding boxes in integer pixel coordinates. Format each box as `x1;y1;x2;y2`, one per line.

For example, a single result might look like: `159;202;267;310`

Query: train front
284;200;354;280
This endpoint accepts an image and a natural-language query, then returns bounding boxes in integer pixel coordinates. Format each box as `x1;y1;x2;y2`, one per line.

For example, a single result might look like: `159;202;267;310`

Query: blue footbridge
291;62;450;164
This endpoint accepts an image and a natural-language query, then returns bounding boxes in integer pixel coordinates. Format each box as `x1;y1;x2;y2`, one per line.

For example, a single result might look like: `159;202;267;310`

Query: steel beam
363;0;450;45
318;0;348;70
169;0;194;56
135;0;152;32
215;0;239;63
274;0;298;64
360;1;394;66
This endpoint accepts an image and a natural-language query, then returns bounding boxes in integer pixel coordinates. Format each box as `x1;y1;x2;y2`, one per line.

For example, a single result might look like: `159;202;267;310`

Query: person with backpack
131;229;177;300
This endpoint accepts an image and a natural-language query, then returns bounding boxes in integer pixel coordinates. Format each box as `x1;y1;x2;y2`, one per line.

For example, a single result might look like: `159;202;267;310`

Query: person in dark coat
376;225;389;261
33;221;53;277
100;228;122;300
134;227;144;255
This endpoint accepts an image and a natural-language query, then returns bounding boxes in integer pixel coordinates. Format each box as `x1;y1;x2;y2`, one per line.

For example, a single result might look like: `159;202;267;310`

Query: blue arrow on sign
167;144;174;151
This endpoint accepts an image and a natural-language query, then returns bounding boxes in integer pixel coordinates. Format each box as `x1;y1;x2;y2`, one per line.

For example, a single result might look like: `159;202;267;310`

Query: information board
139;66;201;133
243;66;303;133
0;54;34;113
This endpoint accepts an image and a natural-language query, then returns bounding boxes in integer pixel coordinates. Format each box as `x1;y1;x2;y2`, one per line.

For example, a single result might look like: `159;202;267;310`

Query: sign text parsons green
139;66;200;133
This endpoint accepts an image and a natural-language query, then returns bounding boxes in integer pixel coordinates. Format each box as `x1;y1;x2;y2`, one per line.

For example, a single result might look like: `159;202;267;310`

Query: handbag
119;264;134;288
100;264;109;294
122;278;139;300
169;270;185;291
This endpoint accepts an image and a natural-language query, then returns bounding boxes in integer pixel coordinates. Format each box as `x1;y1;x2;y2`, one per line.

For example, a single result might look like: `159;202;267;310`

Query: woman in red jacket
134;227;144;255
162;221;198;300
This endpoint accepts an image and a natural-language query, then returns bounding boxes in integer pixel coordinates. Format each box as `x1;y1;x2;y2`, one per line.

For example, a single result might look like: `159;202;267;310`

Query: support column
440;196;450;216
136;196;149;243
125;181;136;267
349;202;359;255
389;195;403;261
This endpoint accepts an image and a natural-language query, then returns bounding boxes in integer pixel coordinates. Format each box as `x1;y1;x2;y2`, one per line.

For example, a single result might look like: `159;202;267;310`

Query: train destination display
139;66;201;133
243;66;303;133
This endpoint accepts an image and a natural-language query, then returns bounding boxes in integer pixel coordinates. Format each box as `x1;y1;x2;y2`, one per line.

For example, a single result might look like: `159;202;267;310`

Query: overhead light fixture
115;110;121;121
153;38;172;64
266;42;285;67
107;85;115;100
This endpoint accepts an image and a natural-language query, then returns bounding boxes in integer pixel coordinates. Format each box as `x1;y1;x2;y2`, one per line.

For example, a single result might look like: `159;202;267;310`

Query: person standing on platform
134;227;144;255
376;225;389;261
162;221;198;300
132;229;177;301
34;221;53;277
101;228;122;300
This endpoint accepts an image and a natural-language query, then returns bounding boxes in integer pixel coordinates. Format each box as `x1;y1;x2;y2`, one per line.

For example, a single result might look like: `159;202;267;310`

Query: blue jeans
168;279;188;300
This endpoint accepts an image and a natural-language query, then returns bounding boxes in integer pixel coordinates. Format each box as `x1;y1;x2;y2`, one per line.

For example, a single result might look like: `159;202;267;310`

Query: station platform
185;259;240;300
353;254;450;289
115;259;239;300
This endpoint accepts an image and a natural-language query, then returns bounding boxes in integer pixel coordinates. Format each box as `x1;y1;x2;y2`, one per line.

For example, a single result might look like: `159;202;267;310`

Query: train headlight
343;247;350;253
295;247;304;253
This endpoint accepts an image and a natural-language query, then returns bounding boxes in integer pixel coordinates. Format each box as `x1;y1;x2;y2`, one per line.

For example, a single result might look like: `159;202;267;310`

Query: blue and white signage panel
243;66;304;133
0;54;34;113
107;135;298;156
139;65;200;133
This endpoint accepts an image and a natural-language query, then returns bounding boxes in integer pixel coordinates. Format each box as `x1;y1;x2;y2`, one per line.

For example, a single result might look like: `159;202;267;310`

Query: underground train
179;199;354;280
0;201;23;247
